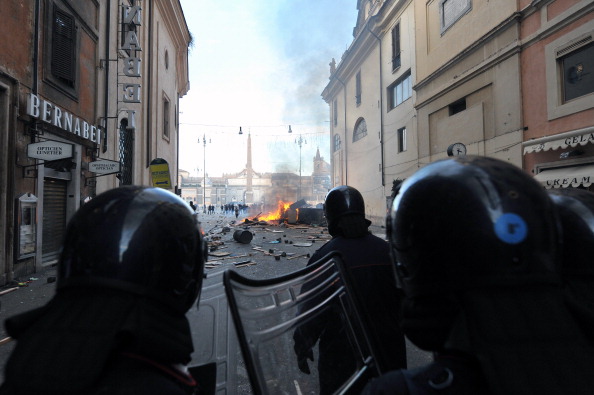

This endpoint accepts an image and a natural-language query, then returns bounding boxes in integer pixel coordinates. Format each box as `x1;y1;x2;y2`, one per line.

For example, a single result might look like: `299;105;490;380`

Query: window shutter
52;8;75;86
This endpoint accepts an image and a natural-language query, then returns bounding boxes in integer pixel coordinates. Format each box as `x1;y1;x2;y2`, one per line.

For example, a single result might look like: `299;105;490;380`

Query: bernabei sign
26;93;102;144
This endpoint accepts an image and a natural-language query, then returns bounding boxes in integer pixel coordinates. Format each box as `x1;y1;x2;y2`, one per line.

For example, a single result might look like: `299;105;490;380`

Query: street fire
257;201;291;222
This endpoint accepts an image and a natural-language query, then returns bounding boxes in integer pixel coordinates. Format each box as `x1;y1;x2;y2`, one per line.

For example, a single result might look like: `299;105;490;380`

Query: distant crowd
188;202;250;216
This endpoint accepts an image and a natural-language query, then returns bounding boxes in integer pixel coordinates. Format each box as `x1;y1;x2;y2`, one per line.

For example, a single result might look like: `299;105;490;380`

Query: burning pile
246;199;326;226
257;201;292;222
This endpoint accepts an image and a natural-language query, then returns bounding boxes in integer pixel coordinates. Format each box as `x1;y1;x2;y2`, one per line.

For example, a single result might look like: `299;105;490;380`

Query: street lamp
292;128;306;199
200;135;210;211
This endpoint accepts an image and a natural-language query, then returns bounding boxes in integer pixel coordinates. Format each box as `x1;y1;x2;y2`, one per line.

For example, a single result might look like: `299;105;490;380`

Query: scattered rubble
200;200;330;269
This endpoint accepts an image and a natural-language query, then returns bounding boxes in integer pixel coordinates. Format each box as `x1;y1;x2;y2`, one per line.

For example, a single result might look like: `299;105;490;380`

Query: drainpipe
33;0;40;94
334;76;348;185
365;18;385;187
103;0;111;154
146;0;153;168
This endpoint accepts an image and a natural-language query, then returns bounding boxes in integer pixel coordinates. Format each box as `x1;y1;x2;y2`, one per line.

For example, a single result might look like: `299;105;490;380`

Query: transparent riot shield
189;268;241;394
223;251;379;395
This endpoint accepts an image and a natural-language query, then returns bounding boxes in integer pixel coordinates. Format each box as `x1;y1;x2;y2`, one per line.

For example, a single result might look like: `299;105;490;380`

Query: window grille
119;119;134;185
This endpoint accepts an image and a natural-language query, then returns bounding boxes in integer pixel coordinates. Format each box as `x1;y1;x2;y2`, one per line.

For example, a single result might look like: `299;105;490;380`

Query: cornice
520;0;594;51
322;0;411;100
155;0;190;48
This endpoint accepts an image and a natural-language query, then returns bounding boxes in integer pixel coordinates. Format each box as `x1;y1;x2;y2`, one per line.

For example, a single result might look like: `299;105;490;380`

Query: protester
0;186;207;395
293;185;406;394
363;156;594;394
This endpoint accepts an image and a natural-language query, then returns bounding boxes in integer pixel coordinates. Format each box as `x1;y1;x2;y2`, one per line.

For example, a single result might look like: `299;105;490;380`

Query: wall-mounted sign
27;140;73;161
88;159;121;174
26;93;102;144
120;2;143;128
150;158;172;189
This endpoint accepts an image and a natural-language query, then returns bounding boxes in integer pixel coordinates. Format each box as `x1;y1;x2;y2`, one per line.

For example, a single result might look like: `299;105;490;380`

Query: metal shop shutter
42;178;67;265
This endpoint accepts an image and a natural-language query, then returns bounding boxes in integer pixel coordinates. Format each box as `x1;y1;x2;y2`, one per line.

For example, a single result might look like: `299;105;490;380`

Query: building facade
520;0;594;190
413;0;524;167
322;0;417;224
178;147;331;213
323;0;593;226
0;0;190;283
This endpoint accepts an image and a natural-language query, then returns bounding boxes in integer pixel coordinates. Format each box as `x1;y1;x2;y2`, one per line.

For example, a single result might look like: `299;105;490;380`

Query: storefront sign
26;93;102;144
544;176;592;189
27;140;73;161
523;128;594;154
88;159;121;174
535;165;594;189
120;2;143;127
564;133;594;146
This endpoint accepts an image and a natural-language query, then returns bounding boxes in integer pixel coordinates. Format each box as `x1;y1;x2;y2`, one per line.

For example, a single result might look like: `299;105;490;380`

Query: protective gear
385;156;594;395
388;155;559;297
293;233;407;393
1;186;206;395
323;185;371;237
58;186;206;312
548;188;594;345
362;353;489;395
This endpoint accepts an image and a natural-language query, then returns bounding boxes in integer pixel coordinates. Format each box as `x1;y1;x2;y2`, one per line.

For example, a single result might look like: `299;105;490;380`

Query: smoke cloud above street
178;0;357;177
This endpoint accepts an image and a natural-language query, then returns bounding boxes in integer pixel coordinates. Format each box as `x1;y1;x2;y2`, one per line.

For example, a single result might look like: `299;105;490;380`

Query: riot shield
224;251;379;395
189;268;242;394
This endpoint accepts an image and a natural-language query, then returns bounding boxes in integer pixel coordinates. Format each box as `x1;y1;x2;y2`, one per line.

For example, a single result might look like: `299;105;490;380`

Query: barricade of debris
200;199;331;269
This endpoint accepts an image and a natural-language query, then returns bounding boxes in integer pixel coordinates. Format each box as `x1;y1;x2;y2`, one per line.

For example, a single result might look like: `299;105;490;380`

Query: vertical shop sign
121;2;142;127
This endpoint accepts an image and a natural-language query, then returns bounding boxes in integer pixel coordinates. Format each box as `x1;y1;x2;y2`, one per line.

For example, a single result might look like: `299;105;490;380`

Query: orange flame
257;201;292;222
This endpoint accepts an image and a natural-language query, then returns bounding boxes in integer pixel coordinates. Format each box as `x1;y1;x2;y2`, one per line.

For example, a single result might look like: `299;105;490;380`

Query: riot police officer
363;156;594;394
548;188;594;347
293;185;406;394
1;186;207;395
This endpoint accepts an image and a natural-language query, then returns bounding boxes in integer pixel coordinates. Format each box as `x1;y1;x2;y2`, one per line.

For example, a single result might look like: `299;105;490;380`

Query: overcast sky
178;0;358;177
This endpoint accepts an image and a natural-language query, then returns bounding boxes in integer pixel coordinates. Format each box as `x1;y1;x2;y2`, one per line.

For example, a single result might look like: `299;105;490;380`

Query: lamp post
291;126;306;200
200;135;210;211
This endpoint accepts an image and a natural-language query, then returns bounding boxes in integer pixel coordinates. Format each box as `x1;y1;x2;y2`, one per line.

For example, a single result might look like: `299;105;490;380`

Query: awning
534;165;594;189
523;127;594;154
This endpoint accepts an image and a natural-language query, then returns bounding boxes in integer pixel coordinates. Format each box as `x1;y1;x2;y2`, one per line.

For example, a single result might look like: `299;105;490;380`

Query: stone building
178;134;331;213
520;0;594;190
0;0;190;282
322;0;417;224
322;0;593;226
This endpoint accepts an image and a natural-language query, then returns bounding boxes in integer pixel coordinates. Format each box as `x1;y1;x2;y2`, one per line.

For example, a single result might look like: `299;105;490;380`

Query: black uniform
0;186;208;395
0;290;201;395
293;233;406;394
378;156;594;395
362;353;490;395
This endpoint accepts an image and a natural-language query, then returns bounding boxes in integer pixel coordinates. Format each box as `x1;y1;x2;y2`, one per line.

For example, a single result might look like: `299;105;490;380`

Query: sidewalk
0;265;58;373
1;264;57;320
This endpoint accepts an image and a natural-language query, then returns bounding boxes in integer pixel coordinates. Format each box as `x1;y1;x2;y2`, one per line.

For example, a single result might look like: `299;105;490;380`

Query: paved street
0;210;432;390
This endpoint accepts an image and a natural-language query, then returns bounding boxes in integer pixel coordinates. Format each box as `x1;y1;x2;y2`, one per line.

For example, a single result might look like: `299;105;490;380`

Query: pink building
521;0;594;190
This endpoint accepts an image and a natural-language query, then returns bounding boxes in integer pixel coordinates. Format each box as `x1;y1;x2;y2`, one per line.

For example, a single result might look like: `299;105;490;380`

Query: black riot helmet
548;188;594;341
324;185;369;236
387;156;594;394
387;155;559;297
548;188;594;276
58;186;207;312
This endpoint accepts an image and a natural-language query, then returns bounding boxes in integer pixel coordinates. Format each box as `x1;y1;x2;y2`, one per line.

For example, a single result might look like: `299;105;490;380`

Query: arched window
353;118;367;142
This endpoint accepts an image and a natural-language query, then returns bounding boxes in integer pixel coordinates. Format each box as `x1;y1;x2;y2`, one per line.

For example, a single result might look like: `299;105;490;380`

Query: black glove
296;348;314;374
